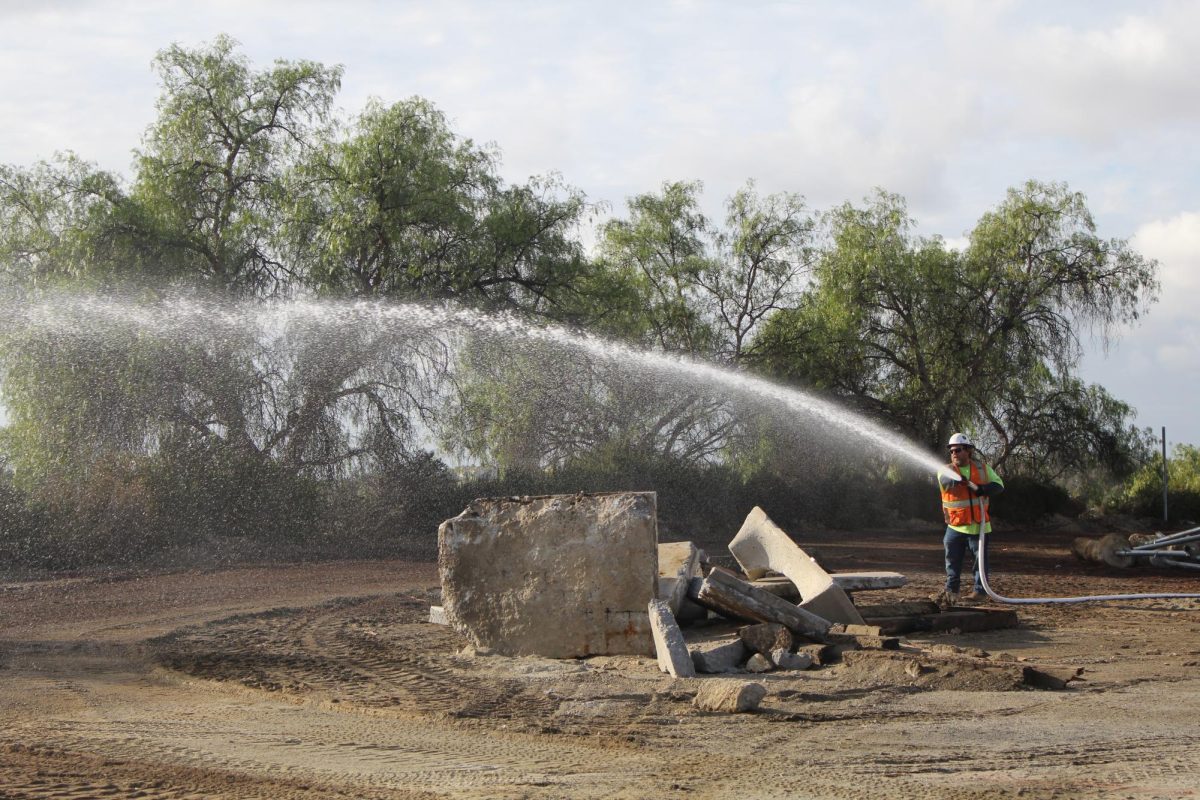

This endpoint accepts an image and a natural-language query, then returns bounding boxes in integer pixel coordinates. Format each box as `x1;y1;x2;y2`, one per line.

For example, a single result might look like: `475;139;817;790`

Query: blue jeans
944;527;984;594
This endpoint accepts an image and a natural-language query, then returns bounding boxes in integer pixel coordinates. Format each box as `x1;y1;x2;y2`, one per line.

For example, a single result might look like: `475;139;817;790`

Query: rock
428;605;449;625
689;637;748;674
796;642;839;665
770;648;813;671
648;599;696;678
728;507;865;624
745;653;774;673
693;680;767;713
738;622;793;655
438;492;657;658
1071;533;1134;568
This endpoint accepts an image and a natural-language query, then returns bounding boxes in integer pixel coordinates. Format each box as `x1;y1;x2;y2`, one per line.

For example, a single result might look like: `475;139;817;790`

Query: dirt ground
2;526;1199;800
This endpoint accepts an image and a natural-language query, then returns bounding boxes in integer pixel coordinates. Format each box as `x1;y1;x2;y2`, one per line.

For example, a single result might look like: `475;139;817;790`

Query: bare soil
2;527;1199;799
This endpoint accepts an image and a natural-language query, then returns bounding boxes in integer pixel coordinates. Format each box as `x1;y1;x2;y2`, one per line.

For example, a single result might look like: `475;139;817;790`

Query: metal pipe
1131;528;1200;550
1114;549;1200;559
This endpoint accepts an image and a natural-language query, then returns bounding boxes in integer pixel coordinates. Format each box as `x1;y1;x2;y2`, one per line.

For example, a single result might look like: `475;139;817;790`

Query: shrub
1114;444;1200;522
987;474;1082;524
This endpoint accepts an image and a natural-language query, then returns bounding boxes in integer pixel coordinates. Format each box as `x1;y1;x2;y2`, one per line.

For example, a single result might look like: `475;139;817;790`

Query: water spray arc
8;292;1200;606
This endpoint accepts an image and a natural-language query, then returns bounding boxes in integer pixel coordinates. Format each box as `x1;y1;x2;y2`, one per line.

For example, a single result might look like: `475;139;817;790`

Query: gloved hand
974;482;1002;497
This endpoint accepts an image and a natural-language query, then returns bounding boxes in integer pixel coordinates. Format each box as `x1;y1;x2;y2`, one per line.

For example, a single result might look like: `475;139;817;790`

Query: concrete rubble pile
434;494;1025;711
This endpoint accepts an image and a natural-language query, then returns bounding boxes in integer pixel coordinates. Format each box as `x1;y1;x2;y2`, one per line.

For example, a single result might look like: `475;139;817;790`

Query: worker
936;433;1004;606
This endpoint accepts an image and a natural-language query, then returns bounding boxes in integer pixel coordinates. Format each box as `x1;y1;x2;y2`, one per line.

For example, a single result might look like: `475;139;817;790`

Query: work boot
967;590;989;604
932;590;959;609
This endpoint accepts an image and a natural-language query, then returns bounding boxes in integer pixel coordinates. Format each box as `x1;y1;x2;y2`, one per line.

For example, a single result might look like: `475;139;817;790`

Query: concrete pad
438;492;657;658
728;507;864;624
648;599;696;677
750;575;800;602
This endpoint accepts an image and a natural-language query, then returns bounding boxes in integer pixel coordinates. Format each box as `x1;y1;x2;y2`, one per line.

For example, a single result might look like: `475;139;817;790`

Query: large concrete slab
728;507;864;625
438;492;658;658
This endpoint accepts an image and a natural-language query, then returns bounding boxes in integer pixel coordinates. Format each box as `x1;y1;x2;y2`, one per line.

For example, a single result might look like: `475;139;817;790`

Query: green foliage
135;34;342;294
987;475;1083;524
752;183;1157;484
1115;444;1200;522
596;180;814;359
288;97;592;314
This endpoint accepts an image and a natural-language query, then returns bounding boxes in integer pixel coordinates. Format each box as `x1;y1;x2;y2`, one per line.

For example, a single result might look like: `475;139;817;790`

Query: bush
987;474;1083;525
1113;444;1200;522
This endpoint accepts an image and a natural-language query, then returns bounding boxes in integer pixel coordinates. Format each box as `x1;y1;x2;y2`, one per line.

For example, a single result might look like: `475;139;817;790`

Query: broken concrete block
738;623;793;656
675;596;709;625
689;637;747;674
428;605;449;625
830;571;908;592
693;680;767;713
796;642;839;666
745;653;774;672
728;507;864;625
648;599;696;678
689;568;831;638
770;648;813;671
658;541;702;615
749;575;801;602
438;492;657;658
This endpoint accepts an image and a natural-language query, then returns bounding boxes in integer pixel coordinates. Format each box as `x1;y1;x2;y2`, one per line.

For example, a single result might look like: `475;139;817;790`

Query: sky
2;0;1198;446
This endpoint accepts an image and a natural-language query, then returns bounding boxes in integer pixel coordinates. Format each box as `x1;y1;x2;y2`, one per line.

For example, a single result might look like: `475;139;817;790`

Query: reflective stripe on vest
941;461;989;529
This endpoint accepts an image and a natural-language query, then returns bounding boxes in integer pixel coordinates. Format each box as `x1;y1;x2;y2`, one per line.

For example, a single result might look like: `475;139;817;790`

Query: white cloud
1133;211;1200;319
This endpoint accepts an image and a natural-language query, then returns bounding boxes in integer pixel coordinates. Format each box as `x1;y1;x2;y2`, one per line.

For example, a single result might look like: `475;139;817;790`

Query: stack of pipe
1117;526;1200;570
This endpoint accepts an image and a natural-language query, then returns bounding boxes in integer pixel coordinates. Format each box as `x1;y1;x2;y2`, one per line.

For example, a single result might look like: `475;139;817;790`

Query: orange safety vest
941;461;990;531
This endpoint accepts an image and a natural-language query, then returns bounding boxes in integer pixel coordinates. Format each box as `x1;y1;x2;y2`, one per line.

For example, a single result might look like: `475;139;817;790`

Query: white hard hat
947;433;972;447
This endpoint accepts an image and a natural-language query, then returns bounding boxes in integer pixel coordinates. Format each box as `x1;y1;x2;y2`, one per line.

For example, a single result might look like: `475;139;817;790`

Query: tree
701;182;816;362
751;190;966;441
446;180;817;474
597;180;815;359
287;98;591;315
0;155;167;288
134;34;342;295
596;181;717;354
753;182;1157;477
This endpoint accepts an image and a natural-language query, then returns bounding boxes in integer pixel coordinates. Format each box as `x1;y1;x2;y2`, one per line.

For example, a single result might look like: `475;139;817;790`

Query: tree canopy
0;36;1167;566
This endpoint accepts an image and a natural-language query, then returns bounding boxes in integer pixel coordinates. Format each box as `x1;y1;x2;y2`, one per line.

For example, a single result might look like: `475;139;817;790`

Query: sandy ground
1;528;1199;800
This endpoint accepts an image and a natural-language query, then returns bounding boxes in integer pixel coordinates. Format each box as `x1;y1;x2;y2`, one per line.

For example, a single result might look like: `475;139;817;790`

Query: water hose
967;480;1200;605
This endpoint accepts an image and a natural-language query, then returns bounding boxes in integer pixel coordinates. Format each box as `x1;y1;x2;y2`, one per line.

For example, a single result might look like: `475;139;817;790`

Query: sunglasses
948;446;969;454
